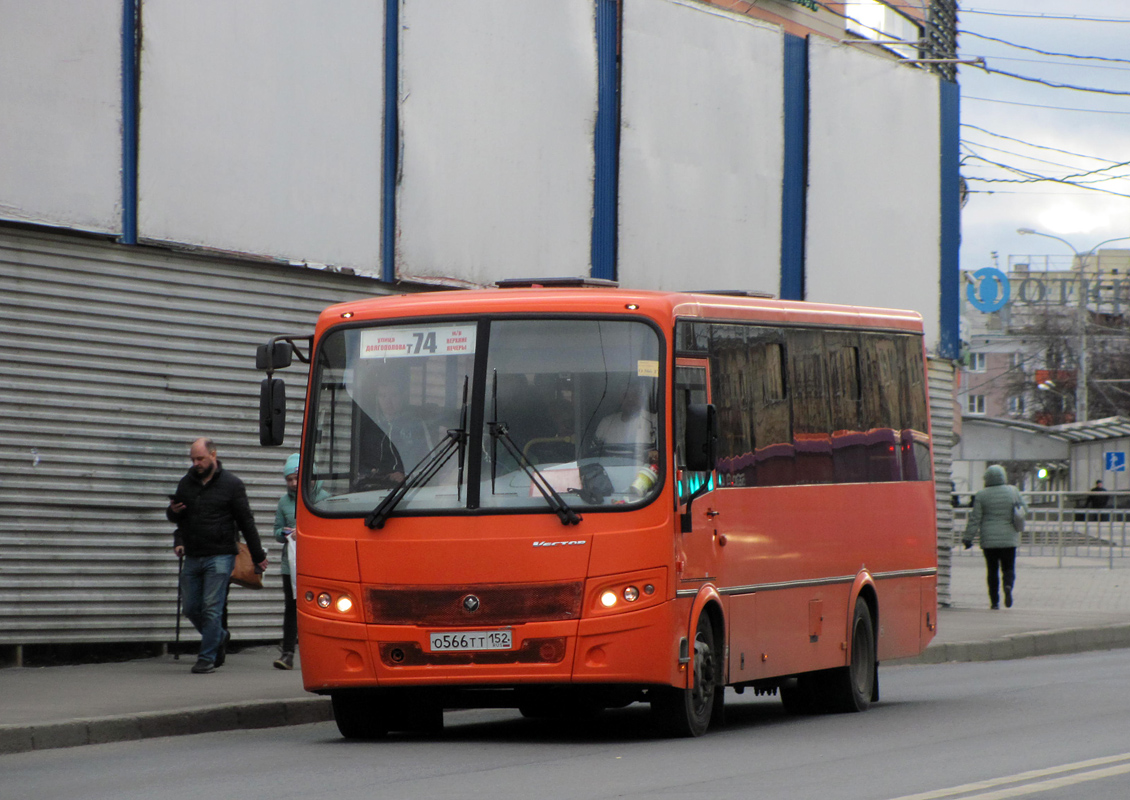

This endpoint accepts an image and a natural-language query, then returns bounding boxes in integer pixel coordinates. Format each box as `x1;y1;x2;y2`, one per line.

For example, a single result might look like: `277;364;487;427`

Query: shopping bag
286;534;297;587
230;542;264;589
1012;501;1026;533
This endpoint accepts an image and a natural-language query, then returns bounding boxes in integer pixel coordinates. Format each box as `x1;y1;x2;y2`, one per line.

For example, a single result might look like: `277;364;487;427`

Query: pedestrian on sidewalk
273;453;300;670
168;438;268;674
962;464;1025;610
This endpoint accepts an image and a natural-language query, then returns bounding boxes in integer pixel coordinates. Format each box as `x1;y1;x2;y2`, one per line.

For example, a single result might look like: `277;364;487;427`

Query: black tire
779;676;818;715
825;600;876;713
651;612;720;737
331;689;444;739
331;691;389;739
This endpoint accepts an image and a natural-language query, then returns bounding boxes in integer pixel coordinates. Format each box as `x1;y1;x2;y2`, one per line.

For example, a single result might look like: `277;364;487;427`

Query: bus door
673;360;722;603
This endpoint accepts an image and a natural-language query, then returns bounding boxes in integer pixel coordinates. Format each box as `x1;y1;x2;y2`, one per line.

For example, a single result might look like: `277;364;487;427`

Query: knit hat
283;453;300;476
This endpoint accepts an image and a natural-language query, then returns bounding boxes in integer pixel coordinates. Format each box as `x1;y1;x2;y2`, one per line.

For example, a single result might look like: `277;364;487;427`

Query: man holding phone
167;438;268;674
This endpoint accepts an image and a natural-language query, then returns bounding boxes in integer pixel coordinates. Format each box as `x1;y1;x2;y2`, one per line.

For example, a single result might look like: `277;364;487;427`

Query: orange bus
257;281;937;738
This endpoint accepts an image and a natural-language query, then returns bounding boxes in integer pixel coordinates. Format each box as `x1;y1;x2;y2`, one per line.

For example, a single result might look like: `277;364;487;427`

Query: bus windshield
306;317;662;517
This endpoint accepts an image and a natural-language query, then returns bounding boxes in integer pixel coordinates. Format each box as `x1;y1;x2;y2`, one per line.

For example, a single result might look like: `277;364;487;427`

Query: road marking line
885;752;1130;800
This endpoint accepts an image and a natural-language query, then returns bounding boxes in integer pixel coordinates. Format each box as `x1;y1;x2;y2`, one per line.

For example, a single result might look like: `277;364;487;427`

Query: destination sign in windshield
359;324;476;358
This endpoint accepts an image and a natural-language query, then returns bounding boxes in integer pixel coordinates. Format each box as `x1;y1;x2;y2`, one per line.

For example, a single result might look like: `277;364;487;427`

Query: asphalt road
6;651;1130;800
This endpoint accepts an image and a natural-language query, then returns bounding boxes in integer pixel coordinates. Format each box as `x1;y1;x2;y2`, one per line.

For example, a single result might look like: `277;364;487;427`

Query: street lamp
1016;228;1130;422
1036;379;1072;424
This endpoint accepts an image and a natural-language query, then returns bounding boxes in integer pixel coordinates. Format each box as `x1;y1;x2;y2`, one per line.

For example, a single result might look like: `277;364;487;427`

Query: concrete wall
137;0;385;273
805;37;942;350
617;0;783;293
0;0;122;233
396;0;597;284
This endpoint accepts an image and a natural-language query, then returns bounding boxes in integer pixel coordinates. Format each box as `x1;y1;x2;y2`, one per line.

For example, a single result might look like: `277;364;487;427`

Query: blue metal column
590;0;619;282
381;0;400;283
779;34;808;301
938;78;961;359
120;0;139;244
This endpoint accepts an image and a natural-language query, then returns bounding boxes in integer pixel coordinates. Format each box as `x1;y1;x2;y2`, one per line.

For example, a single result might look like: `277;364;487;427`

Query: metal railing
951;491;1129;567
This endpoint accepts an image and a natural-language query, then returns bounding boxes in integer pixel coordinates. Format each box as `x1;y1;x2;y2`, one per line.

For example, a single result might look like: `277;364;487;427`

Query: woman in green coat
963;464;1026;609
272;453;300;669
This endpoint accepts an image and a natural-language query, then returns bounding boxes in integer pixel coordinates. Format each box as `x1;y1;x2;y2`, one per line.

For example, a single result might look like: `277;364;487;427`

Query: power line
960;8;1130;23
976;55;1130;74
961;124;1122;166
963;95;1130;115
962;30;1130;64
973;63;1130;95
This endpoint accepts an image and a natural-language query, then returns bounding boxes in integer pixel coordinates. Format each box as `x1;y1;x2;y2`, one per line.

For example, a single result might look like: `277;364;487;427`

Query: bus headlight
587;569;666;617
303;584;361;621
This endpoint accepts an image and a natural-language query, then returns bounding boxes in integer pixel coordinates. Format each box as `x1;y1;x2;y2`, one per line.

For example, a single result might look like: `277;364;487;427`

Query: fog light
623;586;639;602
335;595;353;613
644;584;655;595
317;592;332;608
600;590;618;608
305;591;314;602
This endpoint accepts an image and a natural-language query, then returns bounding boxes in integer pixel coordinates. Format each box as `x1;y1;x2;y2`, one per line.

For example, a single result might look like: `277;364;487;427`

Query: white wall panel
806;38;942;347
396;0;597;285
617;0;783;293
0;0;122;233
138;0;383;273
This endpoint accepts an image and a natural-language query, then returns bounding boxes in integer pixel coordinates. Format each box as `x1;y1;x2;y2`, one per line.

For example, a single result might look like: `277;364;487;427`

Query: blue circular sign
966;267;1010;313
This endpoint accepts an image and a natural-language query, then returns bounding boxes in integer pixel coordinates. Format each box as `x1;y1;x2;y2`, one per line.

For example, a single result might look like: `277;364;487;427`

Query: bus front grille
364;582;584;625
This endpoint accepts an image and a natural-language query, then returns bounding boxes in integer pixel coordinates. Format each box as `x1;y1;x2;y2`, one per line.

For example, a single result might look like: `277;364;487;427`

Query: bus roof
316;287;924;336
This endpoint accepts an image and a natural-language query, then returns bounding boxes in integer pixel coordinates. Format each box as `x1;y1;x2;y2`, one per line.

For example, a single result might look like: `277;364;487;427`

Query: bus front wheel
331;691;389;739
651;612;720;737
331;689;444;739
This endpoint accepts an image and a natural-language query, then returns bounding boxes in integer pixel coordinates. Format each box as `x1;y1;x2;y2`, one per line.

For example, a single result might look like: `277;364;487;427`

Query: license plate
429;630;512;652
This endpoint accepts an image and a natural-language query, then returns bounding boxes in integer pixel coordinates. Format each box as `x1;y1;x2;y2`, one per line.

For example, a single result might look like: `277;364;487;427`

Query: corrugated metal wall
929;356;956;606
0;226;400;647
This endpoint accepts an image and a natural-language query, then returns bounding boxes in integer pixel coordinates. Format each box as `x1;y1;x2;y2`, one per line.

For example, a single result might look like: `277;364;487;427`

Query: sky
956;0;1130;273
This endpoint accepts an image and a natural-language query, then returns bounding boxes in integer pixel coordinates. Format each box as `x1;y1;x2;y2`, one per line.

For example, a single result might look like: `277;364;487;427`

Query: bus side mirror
256;342;293;371
685;403;718;472
260;378;286;446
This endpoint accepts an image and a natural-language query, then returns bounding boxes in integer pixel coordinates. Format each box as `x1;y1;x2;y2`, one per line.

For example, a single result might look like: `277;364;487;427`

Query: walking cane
174;554;183;660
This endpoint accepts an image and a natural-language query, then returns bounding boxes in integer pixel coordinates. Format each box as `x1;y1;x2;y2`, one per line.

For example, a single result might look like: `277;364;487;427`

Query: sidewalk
3;551;1130;755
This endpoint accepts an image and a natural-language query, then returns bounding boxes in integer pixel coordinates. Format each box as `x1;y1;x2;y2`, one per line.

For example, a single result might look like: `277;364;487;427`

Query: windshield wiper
489;420;582;526
365;378;470;530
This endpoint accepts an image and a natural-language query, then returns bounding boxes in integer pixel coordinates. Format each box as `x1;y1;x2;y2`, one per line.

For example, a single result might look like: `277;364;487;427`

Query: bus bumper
298;601;683;692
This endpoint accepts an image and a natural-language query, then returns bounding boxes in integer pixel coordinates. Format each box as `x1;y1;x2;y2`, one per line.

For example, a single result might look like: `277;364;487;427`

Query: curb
890;623;1130;665
0;697;332;756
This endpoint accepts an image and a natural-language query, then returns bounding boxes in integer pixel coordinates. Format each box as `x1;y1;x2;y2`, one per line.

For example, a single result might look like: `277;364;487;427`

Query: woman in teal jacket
272;453;300;669
963;464;1026;609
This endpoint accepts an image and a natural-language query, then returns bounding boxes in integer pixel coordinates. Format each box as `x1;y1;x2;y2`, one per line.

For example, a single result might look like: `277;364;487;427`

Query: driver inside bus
590;378;658;462
354;374;438;491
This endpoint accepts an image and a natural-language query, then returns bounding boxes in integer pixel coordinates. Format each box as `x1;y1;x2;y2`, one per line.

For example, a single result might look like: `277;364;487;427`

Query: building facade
0;0;962;654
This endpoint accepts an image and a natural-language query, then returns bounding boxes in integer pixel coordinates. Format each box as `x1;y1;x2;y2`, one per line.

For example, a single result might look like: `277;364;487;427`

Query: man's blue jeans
181;554;234;663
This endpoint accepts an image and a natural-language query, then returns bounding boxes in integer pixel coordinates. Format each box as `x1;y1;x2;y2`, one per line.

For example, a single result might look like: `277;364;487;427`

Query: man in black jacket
168;438;268;674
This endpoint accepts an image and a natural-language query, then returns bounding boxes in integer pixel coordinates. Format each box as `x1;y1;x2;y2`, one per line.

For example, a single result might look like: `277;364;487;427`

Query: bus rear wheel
826;600;876;713
651;612;720;737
